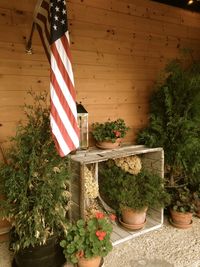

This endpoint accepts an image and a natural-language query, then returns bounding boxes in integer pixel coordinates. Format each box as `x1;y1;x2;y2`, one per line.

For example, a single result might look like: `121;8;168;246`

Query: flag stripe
50;99;78;151
51;36;75;99
50;69;80;136
50;42;78;119
50;114;70;157
34;0;80;156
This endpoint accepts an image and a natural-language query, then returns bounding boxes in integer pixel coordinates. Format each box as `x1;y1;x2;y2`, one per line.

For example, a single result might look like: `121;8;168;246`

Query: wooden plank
0;8;12;25
68;2;192;39
0;75;49;91
75;79;155;93
70;146;163;164
77;91;151;105
112;224;130;239
73;64;162;80
0;90;48;106
70;35;188;59
0;42;48;61
68;0;200;28
0;0;37;12
72;50;166;68
0;122;19;143
0;59;49;76
0;106;26;122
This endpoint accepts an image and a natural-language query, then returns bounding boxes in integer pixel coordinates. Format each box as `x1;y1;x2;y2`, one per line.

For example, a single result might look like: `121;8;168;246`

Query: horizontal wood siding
0;0;200;146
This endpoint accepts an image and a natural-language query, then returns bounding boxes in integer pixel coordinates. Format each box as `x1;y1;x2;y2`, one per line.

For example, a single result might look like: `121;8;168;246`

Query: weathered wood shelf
70;145;164;246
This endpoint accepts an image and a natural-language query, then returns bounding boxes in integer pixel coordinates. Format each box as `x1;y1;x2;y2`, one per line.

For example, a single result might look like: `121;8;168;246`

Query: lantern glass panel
77;113;88;149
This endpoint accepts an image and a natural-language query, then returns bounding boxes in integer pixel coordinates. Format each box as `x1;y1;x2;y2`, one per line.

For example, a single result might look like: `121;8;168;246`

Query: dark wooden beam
151;0;200;13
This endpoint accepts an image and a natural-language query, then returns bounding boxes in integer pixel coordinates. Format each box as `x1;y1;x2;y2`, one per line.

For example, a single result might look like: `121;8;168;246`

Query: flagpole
26;22;36;54
25;0;43;54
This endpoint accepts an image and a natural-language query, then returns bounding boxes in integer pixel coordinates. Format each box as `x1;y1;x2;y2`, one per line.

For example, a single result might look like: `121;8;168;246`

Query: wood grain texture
0;0;200;146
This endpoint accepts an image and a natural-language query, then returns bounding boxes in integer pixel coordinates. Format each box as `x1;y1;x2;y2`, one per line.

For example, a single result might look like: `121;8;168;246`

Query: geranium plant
60;212;113;264
91;118;129;143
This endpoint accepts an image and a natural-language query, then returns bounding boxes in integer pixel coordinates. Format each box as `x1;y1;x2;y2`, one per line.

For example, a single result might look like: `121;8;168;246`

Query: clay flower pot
119;207;147;230
78;256;102;267
96;138;121;149
170;208;193;229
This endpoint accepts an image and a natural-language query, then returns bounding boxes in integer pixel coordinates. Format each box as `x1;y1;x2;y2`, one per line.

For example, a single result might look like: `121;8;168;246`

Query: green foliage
91;119;129;143
60;213;113;264
170;186;195;213
99;161;170;211
136;59;200;186
0;91;71;251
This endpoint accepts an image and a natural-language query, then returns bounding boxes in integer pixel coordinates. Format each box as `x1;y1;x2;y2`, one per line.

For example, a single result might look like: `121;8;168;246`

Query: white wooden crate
70;145;164;246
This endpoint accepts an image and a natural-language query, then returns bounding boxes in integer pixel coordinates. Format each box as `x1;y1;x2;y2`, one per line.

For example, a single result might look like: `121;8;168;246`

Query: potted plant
0;92;71;267
91;118;129;149
193;187;200;218
189;176;200;218
99;157;170;230
169;186;195;228
60;212;113;267
136;59;200;226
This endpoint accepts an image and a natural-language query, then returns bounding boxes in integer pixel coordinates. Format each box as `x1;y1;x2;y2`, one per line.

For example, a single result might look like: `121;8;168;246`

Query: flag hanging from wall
34;0;80;157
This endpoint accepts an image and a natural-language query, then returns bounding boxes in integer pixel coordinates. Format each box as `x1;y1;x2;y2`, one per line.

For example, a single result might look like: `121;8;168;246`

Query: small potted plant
193;189;200;218
91;118;129;149
0;92;70;267
60;212;113;267
99;157;170;230
169;186;195;228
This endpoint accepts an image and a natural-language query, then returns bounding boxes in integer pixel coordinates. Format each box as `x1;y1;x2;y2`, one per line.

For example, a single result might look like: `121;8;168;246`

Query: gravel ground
103;217;200;267
0;216;200;267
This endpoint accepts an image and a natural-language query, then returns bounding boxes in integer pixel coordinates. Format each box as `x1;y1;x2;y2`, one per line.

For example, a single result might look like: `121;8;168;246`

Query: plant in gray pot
0;92;71;267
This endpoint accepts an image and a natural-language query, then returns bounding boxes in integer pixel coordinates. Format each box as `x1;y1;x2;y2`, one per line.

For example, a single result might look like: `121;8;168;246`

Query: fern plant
137;59;200;186
0;91;71;252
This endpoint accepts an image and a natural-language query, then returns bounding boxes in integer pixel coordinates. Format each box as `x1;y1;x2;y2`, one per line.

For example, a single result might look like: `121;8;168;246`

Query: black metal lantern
77;103;88;150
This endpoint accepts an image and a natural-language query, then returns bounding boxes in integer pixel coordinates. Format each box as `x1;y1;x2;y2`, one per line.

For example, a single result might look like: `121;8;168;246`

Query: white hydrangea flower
114;155;142;175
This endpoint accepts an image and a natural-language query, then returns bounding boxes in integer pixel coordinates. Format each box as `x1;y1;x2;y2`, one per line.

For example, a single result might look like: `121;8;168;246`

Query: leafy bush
99;160;170;211
0;91;71;251
136;59;200;186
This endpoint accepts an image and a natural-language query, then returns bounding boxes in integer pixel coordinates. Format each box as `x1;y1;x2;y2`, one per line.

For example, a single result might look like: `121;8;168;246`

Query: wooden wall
0;0;200;147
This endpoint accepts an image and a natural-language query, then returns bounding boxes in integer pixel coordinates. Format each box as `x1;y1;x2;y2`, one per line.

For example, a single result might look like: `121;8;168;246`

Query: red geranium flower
76;250;84;258
109;214;116;221
95;212;104;219
113;130;121;137
96;230;107;241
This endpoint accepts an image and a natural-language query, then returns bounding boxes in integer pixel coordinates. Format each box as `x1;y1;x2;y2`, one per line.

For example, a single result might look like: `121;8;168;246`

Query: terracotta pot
120;207;147;230
96;138;121;149
78;256;102;267
170;209;193;228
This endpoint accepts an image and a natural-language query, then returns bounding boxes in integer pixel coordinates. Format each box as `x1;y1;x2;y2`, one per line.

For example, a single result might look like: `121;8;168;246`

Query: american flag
34;0;80;156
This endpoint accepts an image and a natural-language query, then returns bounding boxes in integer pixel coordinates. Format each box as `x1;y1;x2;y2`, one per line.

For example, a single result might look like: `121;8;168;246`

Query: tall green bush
0;91;71;251
137;59;200;186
